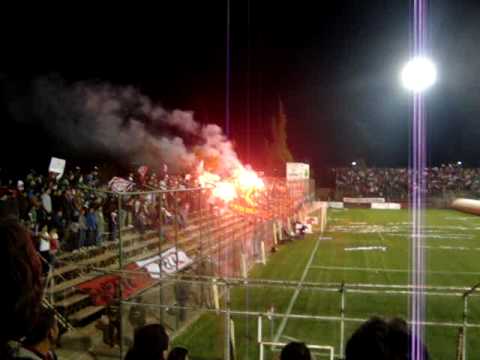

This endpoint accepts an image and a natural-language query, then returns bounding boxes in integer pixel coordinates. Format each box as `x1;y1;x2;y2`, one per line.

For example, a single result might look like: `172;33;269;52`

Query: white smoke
19;76;242;174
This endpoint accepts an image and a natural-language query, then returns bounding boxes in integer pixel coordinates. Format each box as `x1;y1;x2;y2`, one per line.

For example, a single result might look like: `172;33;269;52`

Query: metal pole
224;284;231;360
174;190;180;330
463;295;468;360
117;194;124;357
258;316;264;360
340;284;346;358
159;192;165;323
174;191;179;273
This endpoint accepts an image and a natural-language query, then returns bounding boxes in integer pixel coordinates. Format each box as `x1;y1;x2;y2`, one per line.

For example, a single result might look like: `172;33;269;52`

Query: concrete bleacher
49;208;253;328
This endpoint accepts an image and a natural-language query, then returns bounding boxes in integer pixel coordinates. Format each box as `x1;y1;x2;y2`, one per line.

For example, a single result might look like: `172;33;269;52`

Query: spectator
125;324;169;360
41;188;52;215
15;308;59;360
65;216;80;251
95;206;105;246
78;208;87;248
17;181;30;221
61;190;75;223
281;342;311;360
167;347;189;360
49;228;60;256
174;277;190;323
50;209;66;241
109;209;118;242
345;316;430;360
0;219;43;358
128;296;147;330
38;225;53;274
86;207;98;246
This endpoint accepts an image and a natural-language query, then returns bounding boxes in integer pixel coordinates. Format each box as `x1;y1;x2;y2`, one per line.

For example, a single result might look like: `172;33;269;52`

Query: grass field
173;208;480;360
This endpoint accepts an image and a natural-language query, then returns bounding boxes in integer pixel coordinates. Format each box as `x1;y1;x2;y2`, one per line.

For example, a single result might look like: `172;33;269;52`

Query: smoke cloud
9;76;241;174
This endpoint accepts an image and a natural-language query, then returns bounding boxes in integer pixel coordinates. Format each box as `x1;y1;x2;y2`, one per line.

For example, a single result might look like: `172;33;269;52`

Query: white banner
343;197;385;204
286;162;310;181
371;202;401;210
49;157;66;178
136;247;193;278
108;177;134;193
328;201;344;209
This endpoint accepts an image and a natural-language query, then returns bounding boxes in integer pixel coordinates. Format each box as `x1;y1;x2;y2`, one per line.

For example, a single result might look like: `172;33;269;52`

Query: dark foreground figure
345;316;430;360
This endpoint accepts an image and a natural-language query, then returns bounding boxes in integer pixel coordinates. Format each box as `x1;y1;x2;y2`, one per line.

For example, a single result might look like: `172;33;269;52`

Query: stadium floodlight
401;57;437;93
351;161;357;166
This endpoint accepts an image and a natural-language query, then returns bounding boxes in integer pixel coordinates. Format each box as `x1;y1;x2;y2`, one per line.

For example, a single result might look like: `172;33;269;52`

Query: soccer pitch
173;208;480;360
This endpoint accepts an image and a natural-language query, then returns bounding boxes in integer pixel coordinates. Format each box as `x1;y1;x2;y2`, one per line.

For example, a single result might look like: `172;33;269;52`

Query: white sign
343;197;385;204
286;162;310;181
136;247;193;278
328;202;344;209
371;202;401;210
49;157;66;178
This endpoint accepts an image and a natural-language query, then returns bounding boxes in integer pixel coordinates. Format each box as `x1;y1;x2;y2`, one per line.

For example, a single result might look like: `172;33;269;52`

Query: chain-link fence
48;178;315;359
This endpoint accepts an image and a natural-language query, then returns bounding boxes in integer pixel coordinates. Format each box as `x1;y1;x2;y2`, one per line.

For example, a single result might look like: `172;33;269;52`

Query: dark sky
1;1;480;178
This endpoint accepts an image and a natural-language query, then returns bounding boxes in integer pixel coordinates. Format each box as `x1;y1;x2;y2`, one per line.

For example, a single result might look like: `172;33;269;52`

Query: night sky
1;1;480;181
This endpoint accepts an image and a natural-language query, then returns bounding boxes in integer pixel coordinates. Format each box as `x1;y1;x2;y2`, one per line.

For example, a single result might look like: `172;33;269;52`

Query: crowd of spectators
0;165;195;273
335;163;480;199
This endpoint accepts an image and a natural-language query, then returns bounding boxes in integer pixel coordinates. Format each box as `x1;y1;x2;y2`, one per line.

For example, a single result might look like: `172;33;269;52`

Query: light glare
401;57;437;93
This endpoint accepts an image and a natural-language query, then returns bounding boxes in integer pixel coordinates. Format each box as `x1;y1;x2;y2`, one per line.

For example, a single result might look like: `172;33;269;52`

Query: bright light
401;57;437;93
212;181;237;202
234;167;265;191
351;161;357;166
457;161;462;166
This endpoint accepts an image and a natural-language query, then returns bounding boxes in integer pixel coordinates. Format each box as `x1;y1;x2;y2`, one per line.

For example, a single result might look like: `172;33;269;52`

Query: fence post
117;194;124;358
158;192;165;323
224;284;231;360
258;316;264;360
340;282;346;359
462;295;468;360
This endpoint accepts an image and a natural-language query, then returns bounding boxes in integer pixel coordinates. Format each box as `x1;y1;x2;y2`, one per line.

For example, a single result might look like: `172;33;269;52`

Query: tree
265;100;294;175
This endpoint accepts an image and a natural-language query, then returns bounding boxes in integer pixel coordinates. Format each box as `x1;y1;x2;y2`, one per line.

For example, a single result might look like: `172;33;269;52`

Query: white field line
273;238;322;342
309;265;480;276
421;245;480;251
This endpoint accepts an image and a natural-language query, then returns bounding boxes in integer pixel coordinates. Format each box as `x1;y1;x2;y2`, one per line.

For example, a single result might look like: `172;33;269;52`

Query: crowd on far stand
335;163;480;199
0;165;194;275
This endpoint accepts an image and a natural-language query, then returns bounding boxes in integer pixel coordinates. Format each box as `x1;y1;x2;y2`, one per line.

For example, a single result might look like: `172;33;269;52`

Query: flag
108;177;134;193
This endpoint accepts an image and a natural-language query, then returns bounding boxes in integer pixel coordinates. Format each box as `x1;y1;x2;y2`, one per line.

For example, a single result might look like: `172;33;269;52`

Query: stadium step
50;275;95;295
55;293;91;309
68;305;104;326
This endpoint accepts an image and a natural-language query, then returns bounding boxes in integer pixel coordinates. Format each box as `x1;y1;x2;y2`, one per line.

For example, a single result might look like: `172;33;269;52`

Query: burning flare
197;165;265;204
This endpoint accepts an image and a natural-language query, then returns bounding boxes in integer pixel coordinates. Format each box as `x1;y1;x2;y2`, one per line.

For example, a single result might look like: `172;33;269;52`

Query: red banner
76;264;156;305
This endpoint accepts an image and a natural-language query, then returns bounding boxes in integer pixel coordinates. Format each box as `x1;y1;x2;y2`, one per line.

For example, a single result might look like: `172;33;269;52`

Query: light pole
401;53;437;360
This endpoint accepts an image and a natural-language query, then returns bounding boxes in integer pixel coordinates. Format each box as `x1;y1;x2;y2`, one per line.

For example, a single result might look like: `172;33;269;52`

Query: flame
197;165;264;205
198;171;221;187
212;181;237;202
234;167;265;191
